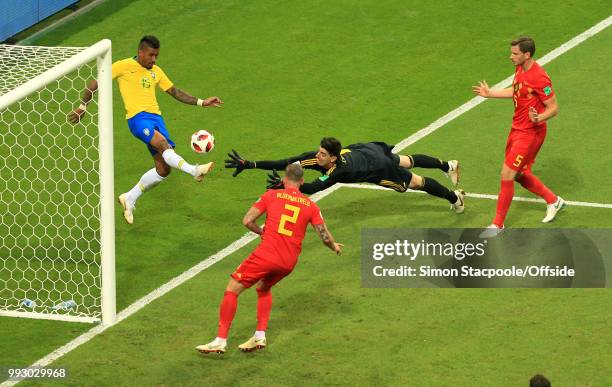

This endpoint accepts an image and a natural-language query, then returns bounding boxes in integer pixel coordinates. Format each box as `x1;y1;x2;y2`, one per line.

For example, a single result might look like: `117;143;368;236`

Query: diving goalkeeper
225;137;465;213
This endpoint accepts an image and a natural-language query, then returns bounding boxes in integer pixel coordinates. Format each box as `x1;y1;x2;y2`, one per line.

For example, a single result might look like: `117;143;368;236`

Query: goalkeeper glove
266;169;284;190
225;149;254;177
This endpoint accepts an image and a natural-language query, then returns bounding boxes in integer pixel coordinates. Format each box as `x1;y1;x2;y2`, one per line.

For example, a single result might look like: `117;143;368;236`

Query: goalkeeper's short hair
320;137;342;159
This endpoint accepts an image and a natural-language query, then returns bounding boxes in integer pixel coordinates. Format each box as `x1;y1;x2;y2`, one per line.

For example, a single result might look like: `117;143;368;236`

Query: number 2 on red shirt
278;204;301;236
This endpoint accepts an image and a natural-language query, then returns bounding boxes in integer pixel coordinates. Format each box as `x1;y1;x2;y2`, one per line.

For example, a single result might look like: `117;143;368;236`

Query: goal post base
0;310;101;324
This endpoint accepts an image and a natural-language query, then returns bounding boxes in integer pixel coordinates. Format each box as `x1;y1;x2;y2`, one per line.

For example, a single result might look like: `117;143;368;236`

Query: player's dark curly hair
511;36;535;57
139;35;160;50
320;137;342;160
529;374;551;387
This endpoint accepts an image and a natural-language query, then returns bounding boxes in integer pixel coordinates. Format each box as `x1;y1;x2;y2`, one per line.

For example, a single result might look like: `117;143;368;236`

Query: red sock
493;179;514;228
217;290;238;339
516;172;557;204
256;289;273;331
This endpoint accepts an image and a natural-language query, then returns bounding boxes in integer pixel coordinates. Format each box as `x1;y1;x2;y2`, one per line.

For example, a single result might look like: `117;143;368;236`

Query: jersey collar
132;56;151;70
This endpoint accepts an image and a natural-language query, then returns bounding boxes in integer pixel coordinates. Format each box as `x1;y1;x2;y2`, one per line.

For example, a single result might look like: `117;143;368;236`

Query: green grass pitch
2;0;612;385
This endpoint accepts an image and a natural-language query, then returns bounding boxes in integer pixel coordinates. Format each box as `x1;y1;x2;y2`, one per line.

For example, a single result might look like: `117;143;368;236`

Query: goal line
339;183;612;209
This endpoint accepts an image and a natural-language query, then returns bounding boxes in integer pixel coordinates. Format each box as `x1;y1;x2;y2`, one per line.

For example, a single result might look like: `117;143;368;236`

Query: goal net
0;40;116;324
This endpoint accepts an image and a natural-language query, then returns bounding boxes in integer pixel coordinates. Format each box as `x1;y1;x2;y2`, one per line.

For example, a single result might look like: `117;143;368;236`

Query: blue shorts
127;111;176;155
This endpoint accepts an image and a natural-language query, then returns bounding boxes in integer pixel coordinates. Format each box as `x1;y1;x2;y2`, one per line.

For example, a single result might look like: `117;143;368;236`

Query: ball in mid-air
190;129;215;153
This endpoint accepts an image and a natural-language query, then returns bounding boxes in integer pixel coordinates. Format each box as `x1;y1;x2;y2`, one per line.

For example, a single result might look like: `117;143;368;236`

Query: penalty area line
3;13;611;387
340;183;612;209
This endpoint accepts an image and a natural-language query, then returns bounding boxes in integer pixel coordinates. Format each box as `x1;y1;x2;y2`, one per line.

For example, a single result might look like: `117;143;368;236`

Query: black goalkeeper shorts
368;142;413;192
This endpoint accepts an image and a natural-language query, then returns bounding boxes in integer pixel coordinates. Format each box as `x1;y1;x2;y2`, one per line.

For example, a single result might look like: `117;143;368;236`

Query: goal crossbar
0;40;111;110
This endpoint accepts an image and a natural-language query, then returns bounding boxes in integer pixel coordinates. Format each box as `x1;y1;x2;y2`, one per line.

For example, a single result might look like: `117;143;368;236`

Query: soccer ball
190;129;215;153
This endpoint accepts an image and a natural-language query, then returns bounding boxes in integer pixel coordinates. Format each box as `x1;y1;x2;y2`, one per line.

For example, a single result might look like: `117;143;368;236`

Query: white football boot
445;160;460;187
196;339;226;354
479;224;504;239
194;162;215;182
238;336;267;352
542;196;565;223
451;190;466;214
117;193;134;225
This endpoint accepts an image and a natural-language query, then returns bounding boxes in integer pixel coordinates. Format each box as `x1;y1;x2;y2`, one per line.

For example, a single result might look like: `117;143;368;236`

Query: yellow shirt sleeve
155;66;174;91
111;60;128;80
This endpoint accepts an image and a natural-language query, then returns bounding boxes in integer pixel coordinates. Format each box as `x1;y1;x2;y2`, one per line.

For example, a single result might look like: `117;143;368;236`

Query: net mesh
0;45;85;96
0;44;103;320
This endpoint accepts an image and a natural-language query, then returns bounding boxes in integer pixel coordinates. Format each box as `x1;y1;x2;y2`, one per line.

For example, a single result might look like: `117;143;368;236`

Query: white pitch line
0;232;260;387
4;13;611;387
340;183;612;209
393;15;612;153
468;192;612;209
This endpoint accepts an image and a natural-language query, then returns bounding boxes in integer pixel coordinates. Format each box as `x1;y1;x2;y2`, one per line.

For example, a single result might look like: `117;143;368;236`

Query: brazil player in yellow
70;36;222;224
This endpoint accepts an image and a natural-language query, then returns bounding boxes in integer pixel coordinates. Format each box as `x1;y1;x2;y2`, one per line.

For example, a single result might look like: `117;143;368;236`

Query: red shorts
504;128;547;172
230;253;295;288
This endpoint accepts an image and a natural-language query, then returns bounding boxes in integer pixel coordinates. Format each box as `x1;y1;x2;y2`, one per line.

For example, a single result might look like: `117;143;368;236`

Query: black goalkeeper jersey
255;142;411;194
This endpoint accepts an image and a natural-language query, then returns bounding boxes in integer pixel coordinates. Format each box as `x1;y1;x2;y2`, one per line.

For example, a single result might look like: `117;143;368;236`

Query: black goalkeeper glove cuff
224;149;255;177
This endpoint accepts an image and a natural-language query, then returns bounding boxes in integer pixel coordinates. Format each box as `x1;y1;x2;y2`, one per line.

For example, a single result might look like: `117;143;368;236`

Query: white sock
126;168;165;206
214;337;227;345
162;149;197;176
254;330;266;340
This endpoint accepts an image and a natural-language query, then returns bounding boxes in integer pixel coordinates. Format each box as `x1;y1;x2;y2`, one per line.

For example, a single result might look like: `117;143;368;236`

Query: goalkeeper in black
225;137;465;213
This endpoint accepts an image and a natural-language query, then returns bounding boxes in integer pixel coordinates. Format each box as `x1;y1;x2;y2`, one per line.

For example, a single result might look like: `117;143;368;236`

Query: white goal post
0;39;116;325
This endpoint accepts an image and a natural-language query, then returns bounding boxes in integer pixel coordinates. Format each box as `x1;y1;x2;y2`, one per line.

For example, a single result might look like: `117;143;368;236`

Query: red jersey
511;62;555;132
251;187;324;267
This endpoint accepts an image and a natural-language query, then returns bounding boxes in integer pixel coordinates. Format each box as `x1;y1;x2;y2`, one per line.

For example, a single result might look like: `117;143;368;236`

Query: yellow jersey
112;58;174;119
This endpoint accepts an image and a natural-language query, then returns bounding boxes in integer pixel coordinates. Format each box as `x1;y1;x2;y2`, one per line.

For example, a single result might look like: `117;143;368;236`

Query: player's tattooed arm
166;86;197;104
166;86;223;107
243;207;264;235
315;224;332;243
314;223;343;255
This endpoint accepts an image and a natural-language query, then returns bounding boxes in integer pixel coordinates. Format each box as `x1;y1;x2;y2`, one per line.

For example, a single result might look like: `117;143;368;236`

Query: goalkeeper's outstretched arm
264;169;336;194
299;176;336;195
225;150;317;177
